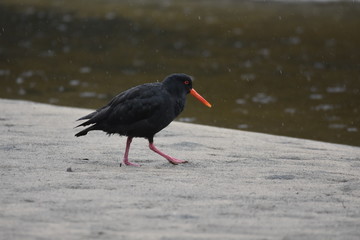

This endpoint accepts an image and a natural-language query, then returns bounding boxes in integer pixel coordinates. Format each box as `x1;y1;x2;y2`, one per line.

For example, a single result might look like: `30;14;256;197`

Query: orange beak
190;89;212;108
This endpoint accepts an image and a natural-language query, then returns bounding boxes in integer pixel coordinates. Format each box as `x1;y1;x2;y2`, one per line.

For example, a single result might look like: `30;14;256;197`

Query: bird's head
163;73;211;108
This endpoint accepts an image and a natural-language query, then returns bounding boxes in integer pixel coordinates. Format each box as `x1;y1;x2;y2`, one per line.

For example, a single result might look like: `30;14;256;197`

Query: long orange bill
190;89;212;108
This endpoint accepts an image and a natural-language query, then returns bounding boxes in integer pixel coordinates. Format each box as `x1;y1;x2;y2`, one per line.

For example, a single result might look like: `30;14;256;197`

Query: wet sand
1;99;360;240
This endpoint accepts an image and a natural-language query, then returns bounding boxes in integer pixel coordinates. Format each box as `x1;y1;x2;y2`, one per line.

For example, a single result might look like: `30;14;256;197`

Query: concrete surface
1;98;360;240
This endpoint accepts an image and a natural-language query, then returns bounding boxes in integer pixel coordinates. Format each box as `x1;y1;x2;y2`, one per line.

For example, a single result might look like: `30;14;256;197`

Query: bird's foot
167;157;188;165
123;159;141;167
148;143;188;165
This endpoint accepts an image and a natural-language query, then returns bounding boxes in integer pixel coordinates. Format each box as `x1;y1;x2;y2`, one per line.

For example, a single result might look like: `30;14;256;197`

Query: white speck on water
235;98;246;105
238;124;249;129
241;73;255;81
79;66;91;74
21;71;34;77
105;12;116;20
178;117;196;123
258;48;270;58
295;26;304;34
16;77;24;84
252;93;276;104
327;85;346;93
202;50;211;57
0;69;10;76
18;88;26;95
314;62;325;69
347;127;358;132
309;93;323;100
242;60;253;68
62;14;73;22
234;41;243;48
233;28;243;35
69;79;80;86
288;36;301;45
328;123;346;129
284;108;296;114
57;24;67;32
310;86;318;92
314;104;335;111
80;92;97;98
49;98;59;104
325;38;336;47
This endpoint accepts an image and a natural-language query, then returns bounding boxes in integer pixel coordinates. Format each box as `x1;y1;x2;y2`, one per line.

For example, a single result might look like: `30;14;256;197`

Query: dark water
1;0;359;146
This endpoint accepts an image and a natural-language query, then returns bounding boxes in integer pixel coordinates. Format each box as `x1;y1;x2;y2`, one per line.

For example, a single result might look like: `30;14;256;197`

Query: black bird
75;73;211;166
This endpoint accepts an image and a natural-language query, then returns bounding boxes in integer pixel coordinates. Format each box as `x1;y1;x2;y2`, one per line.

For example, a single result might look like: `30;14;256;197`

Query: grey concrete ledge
1;99;360;240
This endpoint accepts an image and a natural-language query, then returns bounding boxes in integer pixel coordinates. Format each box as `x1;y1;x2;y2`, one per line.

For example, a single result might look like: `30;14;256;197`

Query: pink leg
123;137;140;167
149;142;188;165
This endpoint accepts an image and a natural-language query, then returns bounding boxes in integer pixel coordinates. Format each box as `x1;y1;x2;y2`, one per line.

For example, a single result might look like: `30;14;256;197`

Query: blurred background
1;0;359;146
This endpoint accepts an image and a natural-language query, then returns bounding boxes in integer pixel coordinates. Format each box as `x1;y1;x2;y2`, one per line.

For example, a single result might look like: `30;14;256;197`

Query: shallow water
1;0;359;146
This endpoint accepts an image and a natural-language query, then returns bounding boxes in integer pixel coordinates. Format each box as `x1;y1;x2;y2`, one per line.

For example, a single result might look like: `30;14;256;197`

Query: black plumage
75;73;211;166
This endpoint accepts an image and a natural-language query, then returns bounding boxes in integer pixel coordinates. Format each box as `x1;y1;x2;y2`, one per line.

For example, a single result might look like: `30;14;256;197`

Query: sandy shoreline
1;99;360;240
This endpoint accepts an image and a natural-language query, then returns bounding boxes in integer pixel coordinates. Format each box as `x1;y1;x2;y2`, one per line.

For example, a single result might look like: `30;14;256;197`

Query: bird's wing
106;83;163;125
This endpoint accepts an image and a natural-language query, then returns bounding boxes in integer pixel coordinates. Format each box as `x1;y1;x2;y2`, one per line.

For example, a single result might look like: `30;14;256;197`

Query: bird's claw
123;159;141;167
168;158;188;165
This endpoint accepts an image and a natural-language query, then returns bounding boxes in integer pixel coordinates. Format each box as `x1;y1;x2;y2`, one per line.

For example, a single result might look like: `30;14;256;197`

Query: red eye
184;80;190;85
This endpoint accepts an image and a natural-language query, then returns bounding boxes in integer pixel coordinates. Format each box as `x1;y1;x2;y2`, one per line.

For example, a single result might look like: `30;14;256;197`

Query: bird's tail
75;125;96;137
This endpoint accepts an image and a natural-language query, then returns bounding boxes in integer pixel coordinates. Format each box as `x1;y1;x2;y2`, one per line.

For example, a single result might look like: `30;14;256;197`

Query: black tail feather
77;111;97;121
75;125;96;137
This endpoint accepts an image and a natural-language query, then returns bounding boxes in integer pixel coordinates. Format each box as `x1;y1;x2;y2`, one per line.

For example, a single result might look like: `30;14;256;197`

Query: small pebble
66;167;73;172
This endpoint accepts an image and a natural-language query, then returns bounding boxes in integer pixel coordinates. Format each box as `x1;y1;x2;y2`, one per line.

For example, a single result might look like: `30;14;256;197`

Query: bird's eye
184;80;190;85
